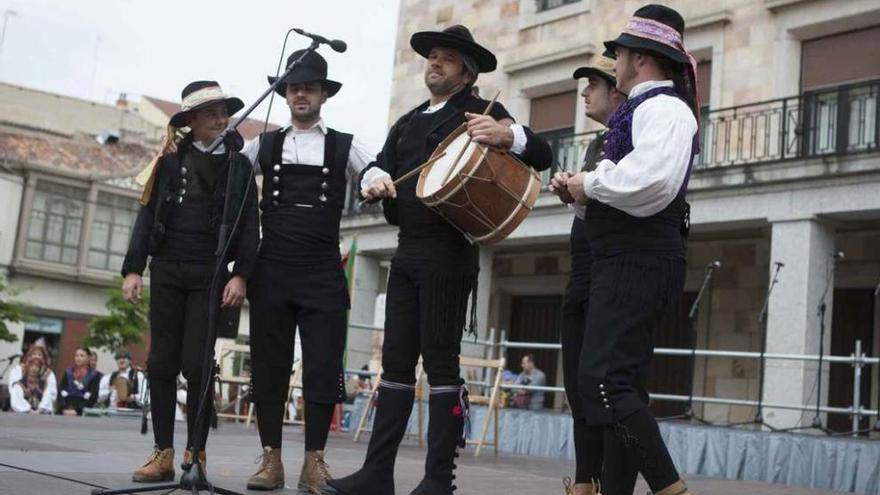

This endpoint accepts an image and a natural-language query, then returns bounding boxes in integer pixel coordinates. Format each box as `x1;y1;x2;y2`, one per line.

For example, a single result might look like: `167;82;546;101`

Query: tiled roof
0;130;153;176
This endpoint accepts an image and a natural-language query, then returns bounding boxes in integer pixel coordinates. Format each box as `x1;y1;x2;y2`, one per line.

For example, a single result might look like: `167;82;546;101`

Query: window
88;191;139;271
530;91;578;174
25;181;87;265
801;26;880;155
536;0;579;12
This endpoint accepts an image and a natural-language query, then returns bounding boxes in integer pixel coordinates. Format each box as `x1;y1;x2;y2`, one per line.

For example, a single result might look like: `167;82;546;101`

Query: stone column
763;218;836;429
346;253;382;371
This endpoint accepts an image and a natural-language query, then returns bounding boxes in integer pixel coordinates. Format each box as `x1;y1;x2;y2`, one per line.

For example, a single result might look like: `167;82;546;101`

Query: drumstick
392;151;447;186
355;152;447;209
441;89;501;184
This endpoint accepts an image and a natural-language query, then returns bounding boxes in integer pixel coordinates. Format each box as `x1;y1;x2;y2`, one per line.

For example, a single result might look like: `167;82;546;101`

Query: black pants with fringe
380;257;477;387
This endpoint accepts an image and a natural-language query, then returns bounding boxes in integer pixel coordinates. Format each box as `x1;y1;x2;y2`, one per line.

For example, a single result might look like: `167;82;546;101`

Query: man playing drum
324;25;552;495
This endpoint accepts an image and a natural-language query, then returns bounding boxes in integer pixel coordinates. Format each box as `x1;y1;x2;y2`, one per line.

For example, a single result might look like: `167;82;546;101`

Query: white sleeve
346;136;378;182
10;383;30;412
40;372;57;413
568;203;586;220
8;365;21;385
583;95;696;217
99;374;110;403
360;167;392;191
509;124;527;155
136;372;147;407
241;137;260;168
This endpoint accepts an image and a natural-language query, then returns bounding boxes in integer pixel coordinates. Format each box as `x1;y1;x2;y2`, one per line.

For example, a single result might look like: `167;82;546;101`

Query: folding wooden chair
215;342;254;423
460;356;506;457
353;362;425;447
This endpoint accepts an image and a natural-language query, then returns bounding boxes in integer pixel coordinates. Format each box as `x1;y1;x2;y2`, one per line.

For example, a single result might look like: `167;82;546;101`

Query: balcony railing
344;78;879;215
552;78;879;175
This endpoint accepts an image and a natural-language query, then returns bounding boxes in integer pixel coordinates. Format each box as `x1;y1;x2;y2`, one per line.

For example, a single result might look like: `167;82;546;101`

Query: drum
416;123;541;245
114;375;131;406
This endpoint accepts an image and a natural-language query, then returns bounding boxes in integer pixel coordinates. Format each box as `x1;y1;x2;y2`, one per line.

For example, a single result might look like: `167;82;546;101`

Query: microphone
774;261;785;268
707;261;721;269
5;353;21;361
293;28;347;52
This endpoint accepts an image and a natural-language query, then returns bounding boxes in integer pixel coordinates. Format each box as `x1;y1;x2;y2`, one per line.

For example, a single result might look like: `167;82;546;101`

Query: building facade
340;0;880;432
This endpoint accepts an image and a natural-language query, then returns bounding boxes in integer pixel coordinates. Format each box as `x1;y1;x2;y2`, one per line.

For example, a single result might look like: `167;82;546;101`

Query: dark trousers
147;259;218;449
248;258;348;405
381;258;475;387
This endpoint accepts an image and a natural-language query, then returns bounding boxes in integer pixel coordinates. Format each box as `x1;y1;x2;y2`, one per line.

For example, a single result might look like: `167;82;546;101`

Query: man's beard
425;74;462;97
291;106;319;124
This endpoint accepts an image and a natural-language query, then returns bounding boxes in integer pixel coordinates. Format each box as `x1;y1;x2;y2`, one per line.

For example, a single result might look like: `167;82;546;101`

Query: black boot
322;381;415;495
409;386;468;495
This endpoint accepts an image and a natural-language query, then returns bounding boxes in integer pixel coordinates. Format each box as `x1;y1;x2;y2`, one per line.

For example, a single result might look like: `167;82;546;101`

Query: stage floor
0;413;845;494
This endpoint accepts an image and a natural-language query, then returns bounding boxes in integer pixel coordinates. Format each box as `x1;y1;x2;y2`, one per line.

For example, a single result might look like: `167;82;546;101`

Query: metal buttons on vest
321;167;330;176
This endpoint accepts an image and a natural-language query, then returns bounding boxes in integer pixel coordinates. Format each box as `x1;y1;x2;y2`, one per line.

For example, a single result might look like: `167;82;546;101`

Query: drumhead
421;132;479;197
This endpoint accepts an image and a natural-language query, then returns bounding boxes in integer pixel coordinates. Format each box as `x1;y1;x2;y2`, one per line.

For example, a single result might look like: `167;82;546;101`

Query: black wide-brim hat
573;56;617;85
602;4;690;65
169;80;244;128
410;24;497;73
267;49;342;97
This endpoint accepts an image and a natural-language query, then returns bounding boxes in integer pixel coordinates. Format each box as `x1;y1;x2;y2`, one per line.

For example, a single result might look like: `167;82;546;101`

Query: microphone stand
659;262;718;424
728;261;783;431
91;39;323;495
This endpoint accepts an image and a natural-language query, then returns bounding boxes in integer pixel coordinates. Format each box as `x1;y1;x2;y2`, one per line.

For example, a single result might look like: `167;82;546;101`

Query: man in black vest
121;80;259;483
324;25;553;495
550;57;629;495
240;50;375;493
564;5;700;494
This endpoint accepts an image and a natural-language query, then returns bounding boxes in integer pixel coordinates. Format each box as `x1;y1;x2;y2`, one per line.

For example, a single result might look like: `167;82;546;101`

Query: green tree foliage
0;276;30;343
84;277;149;353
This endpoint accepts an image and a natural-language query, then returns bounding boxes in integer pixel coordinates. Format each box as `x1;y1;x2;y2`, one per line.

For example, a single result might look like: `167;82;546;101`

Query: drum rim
416;124;483;205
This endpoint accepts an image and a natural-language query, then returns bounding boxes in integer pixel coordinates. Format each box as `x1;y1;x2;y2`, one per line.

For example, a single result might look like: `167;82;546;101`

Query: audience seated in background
98;349;146;409
512;354;546;411
58;347;101;416
10;340;57;414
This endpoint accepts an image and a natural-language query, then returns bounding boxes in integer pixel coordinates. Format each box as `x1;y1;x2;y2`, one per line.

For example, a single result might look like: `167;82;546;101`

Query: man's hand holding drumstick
361;176;397;201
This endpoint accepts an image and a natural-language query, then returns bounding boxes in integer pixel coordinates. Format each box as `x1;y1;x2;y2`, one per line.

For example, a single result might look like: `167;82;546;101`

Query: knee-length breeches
577;254;685;425
248;258;349;405
380;258;476;387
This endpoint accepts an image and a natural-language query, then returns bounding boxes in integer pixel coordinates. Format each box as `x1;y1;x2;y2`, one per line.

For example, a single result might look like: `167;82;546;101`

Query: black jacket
361;88;554;225
121;140;259;279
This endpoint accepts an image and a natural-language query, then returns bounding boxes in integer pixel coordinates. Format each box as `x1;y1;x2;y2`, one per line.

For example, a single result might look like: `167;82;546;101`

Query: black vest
257;127;353;262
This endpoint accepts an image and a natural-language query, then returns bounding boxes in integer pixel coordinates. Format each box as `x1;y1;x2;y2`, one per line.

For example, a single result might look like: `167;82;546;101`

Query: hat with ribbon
267;49;342;97
410;24;497;73
169;81;244;128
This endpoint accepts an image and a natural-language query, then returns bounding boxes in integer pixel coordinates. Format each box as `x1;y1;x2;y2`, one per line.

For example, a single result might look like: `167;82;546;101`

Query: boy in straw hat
563;5;701;494
121;80;259;483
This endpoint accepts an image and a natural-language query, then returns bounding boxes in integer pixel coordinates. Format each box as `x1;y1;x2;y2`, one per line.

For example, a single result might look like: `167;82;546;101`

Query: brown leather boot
132;446;175;483
182;448;207;476
563;477;602;495
655;479;690;495
247;446;285;491
298;450;332;494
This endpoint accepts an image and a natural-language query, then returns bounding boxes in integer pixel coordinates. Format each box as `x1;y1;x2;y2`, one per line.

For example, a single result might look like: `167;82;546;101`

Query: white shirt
359;102;529;190
583;80;697;217
192;140;226;155
10;370;57;413
241;118;376;183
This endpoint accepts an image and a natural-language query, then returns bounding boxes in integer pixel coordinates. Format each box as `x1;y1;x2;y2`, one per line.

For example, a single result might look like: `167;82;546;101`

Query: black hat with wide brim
410;25;497;73
602;4;690;65
267;49;342;97
169;81;244;128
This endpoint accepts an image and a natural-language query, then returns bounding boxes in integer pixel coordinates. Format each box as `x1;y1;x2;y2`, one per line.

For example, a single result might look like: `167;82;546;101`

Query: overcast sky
0;0;401;150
